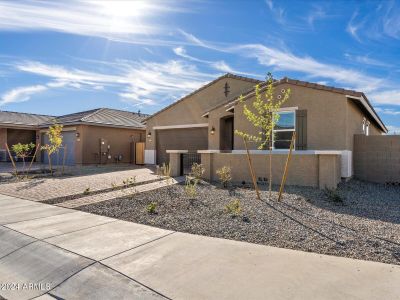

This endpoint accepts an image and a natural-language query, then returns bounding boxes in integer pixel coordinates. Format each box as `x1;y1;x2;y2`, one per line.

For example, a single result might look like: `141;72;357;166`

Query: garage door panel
42;131;75;166
156;128;208;165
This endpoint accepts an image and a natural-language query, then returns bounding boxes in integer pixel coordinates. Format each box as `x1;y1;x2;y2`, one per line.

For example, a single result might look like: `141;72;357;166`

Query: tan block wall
354;135;400;183
318;155;341;189
80;125;145;164
146;78;256;150
199;152;341;189
202;153;320;187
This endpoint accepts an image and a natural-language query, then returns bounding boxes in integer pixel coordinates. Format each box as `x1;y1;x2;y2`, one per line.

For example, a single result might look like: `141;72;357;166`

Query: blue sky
0;0;399;133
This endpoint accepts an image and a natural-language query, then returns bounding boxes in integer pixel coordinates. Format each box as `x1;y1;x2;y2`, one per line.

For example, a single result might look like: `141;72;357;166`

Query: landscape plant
184;176;198;199
83;187;91;195
224;199;242;216
235;72;291;199
216;166;232;188
11;142;36;174
146;202;157;214
190;163;205;181
41;122;63;175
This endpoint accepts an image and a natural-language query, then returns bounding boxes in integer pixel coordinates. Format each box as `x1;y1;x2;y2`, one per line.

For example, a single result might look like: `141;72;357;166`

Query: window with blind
273;111;295;149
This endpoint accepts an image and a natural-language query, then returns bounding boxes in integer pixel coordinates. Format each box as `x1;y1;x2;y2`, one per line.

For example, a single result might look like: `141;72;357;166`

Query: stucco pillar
35;130;41;162
166;150;187;177
318;154;340;189
0;128;7;149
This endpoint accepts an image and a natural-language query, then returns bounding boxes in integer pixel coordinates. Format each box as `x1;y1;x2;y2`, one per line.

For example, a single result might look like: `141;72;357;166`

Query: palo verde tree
41;122;63;175
11;142;36;174
235;73;291;199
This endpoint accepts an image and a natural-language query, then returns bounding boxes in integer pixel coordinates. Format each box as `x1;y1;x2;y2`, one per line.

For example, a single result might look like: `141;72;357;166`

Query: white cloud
229;43;382;92
0;1;187;43
346;11;364;42
13;59;217;107
370;90;400;105
306;6;327;27
386;125;400;135
0;85;47;105
344;53;390;68
375;107;400;115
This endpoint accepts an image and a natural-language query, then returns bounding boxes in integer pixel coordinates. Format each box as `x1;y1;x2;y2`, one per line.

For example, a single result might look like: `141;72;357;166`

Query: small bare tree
41;123;63;175
11;142;36;174
235;73;291;199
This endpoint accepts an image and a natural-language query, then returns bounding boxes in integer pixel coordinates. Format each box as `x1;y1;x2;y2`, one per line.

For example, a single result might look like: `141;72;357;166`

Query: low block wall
199;151;341;189
354;135;400;183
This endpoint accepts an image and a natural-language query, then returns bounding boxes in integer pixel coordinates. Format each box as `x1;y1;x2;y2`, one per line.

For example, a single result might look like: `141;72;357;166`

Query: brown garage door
156;128;208;165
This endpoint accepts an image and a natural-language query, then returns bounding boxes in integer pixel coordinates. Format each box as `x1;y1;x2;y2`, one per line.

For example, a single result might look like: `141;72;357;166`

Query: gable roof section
208;77;387;133
0;110;53;127
145;73;262;121
43;108;147;129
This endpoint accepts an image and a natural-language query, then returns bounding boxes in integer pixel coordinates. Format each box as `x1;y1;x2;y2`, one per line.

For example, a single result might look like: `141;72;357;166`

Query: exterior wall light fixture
210;126;215;135
75;132;80;138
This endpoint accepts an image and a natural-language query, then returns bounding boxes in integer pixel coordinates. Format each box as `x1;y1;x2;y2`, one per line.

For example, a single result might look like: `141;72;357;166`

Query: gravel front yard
78;180;400;265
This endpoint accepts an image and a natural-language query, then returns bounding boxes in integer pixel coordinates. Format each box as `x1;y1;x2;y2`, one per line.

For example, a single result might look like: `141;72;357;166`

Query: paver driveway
0;166;160;201
1;193;400;300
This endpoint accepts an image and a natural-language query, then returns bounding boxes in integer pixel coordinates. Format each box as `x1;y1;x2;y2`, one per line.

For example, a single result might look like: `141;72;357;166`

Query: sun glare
95;0;153;18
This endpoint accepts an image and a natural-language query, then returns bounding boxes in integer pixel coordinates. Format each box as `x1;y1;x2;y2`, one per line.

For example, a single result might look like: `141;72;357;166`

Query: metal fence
180;152;201;175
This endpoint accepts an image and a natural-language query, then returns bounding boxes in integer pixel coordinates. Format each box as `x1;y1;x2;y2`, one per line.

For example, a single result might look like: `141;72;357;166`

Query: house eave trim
153;123;208;130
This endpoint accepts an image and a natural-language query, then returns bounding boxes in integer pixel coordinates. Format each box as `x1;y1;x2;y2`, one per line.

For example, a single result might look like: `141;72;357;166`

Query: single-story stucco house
0;108;147;165
145;73;388;188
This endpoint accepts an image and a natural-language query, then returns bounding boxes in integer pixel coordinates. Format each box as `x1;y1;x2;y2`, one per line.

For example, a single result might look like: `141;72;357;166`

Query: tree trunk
47;151;53;175
269;142;272;200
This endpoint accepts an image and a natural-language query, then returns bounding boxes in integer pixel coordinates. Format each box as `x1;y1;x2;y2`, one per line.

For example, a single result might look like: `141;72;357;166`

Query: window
273;111;295;149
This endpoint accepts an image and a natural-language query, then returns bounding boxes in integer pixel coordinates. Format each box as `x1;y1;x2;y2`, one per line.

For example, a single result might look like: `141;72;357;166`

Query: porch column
166;150;187;177
35;130;41;162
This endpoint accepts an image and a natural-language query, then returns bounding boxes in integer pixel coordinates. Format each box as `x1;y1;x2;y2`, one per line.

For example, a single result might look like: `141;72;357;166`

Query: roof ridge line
80;108;104;122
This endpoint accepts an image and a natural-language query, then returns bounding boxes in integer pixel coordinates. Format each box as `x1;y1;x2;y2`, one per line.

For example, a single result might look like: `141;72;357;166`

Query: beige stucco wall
145;77;256;150
234;83;349;150
345;101;381;151
80;125;145;164
211;83;384;152
354;135;400;183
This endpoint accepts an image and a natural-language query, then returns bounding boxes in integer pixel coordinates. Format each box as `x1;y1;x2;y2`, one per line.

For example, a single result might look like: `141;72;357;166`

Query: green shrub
111;182;118;190
216;166;232;188
324;188;343;203
146;202;157;214
11;142;36;173
225;199;241;216
191;163;205;180
83;187;90;195
184;176;198;199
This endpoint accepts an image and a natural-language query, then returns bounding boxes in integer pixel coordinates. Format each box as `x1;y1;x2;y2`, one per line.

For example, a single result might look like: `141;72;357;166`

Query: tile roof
0;108;148;129
0;110;54;127
47;108;147;128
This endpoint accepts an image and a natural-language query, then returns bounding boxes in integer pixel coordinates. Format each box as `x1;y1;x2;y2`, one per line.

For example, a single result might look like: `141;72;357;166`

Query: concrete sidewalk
0;193;399;300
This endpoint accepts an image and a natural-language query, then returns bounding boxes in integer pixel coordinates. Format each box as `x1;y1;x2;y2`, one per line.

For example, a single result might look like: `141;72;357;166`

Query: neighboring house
145;73;387;188
0;111;53;162
0;108;147;165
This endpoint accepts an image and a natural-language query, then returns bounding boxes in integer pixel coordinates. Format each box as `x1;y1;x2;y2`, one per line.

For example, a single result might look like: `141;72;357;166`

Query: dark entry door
220;116;234;151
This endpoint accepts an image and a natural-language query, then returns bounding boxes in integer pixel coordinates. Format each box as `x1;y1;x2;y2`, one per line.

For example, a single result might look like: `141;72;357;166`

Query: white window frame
272;110;296;150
